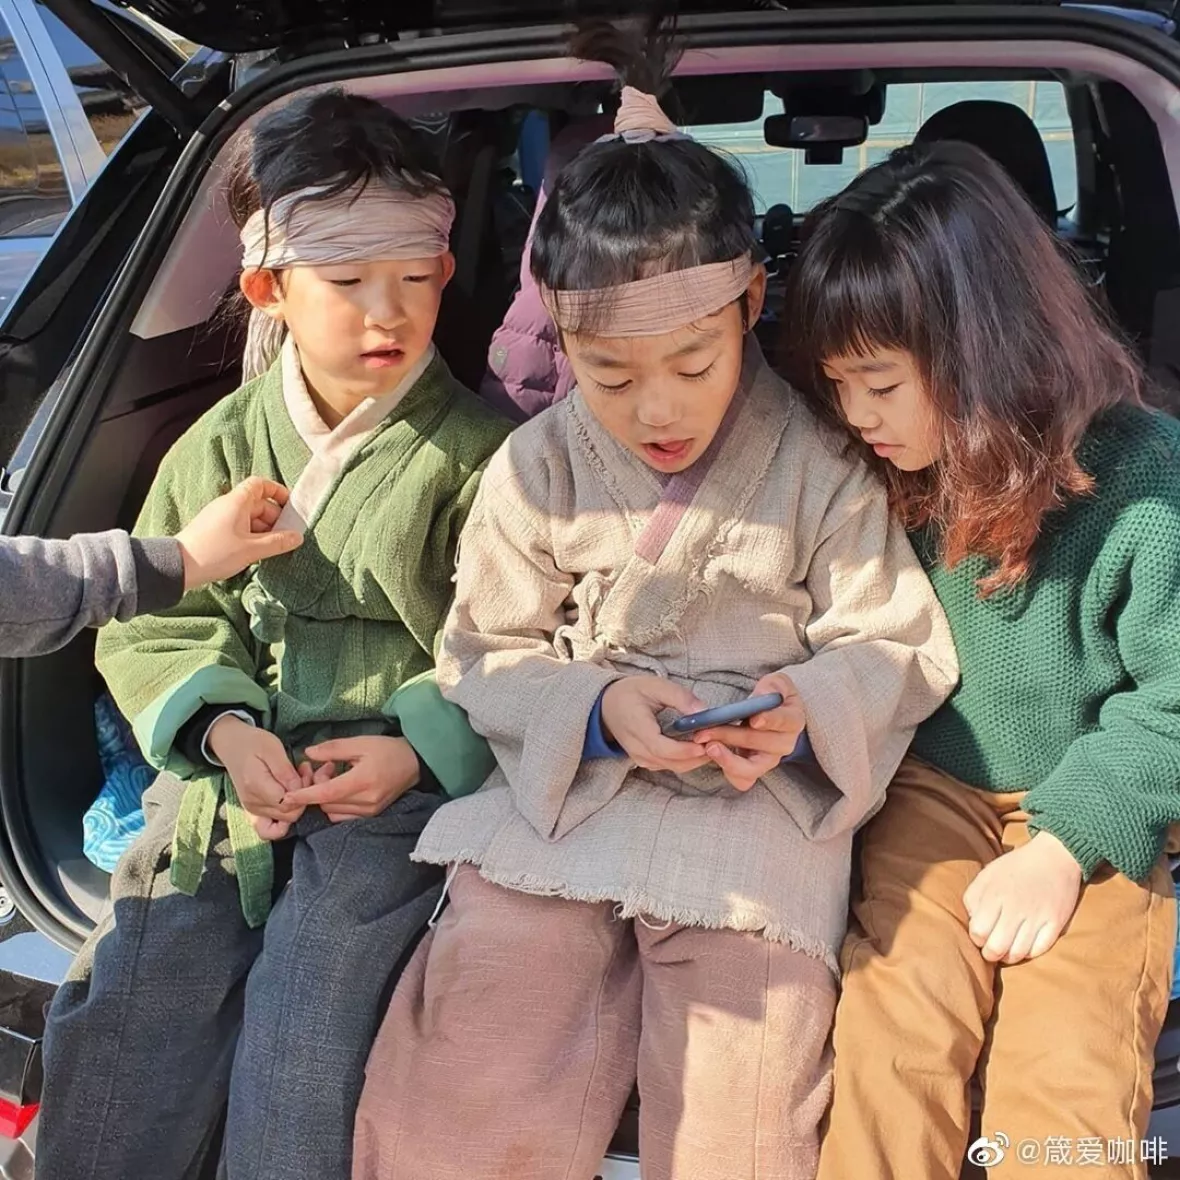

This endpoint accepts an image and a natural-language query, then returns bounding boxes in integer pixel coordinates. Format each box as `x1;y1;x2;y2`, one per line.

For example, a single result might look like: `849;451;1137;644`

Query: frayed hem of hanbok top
410;848;841;976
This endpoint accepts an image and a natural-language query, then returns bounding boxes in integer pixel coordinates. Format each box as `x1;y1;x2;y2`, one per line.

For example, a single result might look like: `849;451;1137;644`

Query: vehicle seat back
433;109;513;391
915;99;1058;225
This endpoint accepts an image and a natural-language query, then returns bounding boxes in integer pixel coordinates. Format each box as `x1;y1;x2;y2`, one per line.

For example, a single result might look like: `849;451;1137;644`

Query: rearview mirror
764;112;868;164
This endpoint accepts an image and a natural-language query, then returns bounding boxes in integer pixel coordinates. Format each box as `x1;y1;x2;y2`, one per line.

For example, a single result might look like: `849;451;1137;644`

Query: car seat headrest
762;203;795;260
915;99;1059;225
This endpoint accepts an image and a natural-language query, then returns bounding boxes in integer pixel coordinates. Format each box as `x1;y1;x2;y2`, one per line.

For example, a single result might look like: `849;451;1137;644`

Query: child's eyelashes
589;362;717;394
681;361;717;383
822;372;900;398
324;274;431;287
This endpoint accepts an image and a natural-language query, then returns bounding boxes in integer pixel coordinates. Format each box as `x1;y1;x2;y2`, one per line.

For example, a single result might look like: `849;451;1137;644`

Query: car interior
7;30;1180;1172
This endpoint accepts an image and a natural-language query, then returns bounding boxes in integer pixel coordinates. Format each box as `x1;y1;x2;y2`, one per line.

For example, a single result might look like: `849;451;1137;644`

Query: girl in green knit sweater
38;91;509;1180
785;141;1180;1179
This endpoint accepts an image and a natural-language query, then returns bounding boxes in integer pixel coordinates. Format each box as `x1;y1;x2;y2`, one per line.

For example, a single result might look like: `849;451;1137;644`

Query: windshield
687;79;1077;216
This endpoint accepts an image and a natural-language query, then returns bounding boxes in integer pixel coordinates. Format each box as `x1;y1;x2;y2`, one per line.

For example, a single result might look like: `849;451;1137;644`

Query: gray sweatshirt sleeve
0;531;185;658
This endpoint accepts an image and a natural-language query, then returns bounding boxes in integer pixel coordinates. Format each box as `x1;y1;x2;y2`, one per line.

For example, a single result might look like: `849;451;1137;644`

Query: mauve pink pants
352;864;835;1180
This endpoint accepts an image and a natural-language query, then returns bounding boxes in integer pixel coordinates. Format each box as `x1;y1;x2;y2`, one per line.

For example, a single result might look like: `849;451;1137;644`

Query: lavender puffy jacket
479;117;612;422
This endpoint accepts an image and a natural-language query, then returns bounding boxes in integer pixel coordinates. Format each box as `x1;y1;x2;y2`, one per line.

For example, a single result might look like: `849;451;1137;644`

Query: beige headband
541;256;755;337
240;180;454;270
239;180;454;380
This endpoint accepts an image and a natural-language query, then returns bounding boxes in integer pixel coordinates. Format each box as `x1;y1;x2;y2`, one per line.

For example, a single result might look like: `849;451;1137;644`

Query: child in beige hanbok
354;27;959;1180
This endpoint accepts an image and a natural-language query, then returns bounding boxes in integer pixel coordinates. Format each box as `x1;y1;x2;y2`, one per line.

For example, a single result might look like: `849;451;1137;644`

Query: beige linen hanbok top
414;341;958;971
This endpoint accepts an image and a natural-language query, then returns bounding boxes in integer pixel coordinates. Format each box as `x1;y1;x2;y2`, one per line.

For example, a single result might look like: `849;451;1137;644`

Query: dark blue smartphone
661;693;784;740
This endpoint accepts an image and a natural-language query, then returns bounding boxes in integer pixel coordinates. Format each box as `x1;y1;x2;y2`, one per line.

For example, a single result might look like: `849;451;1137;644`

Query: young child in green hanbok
38;88;510;1180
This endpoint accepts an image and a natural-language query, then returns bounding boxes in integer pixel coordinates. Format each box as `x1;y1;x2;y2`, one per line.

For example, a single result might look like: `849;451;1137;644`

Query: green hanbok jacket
96;339;511;925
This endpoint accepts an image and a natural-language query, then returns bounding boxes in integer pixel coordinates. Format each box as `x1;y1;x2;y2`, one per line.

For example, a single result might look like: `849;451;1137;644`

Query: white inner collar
274;335;437;533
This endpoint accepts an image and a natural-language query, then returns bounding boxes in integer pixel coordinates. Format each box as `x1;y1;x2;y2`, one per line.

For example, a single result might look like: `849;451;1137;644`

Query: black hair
225;88;448;243
529;16;758;332
214;90;448;370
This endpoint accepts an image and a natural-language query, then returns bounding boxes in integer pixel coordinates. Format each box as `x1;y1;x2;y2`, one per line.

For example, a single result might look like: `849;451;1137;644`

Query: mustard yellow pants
817;757;1175;1180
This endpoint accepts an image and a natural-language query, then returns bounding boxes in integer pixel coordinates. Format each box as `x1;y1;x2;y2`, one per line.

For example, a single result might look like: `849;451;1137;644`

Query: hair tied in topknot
601;86;688;145
529;9;758;319
568;11;683;100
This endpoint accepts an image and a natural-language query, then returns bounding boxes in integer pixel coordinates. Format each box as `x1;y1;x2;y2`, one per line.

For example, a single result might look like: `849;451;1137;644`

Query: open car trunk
3;1;1180;1172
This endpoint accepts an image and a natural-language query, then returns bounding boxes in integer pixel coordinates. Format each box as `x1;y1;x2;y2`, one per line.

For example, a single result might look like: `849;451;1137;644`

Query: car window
688;80;1078;218
35;3;150;155
0;11;68;239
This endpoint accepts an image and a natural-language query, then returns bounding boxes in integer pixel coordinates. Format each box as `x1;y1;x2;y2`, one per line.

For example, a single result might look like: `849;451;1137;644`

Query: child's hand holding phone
599;677;715;774
688;673;807;792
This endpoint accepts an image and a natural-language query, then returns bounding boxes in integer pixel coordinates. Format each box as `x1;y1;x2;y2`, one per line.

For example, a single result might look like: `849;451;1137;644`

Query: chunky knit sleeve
1023;499;1180;881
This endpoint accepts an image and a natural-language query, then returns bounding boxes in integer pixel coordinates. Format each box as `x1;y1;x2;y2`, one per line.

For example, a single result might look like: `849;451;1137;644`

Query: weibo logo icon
966;1134;1010;1168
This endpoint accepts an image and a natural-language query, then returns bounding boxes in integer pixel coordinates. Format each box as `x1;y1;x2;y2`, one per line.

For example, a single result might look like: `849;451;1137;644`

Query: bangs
782;140;1143;596
791;216;924;372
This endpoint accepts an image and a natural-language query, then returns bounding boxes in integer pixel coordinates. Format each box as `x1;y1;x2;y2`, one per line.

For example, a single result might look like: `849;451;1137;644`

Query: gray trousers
37;772;444;1180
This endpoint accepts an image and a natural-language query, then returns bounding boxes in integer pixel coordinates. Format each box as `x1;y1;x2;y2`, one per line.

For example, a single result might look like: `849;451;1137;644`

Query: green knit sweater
910;402;1180;882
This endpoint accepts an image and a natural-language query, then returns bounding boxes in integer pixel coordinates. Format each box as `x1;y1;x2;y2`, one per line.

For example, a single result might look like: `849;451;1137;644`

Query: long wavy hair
782;140;1143;595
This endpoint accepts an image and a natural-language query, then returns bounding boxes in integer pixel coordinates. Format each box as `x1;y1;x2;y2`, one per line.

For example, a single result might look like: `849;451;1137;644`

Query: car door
0;0;227;951
0;0;186;320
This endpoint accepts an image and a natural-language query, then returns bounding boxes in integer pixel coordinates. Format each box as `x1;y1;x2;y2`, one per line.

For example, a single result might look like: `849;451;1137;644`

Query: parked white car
0;0;182;313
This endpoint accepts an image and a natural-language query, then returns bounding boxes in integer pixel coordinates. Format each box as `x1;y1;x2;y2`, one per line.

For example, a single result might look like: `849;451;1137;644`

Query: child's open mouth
362;346;405;369
642;438;693;468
